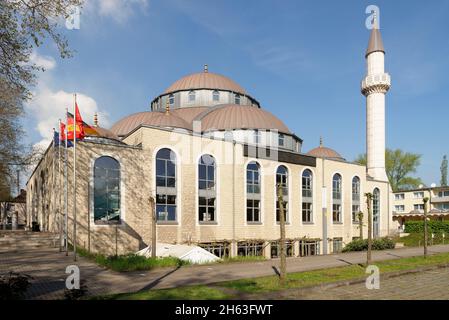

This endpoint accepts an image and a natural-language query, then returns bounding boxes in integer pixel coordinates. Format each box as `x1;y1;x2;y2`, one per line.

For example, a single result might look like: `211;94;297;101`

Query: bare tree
276;183;287;286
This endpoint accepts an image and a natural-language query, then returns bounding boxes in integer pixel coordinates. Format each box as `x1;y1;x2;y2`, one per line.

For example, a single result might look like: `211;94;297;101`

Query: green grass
395;233;448;247
98;252;449;299
72;245;188;272
219;255;266;263
94;285;230;300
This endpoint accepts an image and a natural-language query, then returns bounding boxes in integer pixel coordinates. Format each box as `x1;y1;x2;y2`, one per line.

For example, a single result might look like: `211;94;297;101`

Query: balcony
432;196;449;203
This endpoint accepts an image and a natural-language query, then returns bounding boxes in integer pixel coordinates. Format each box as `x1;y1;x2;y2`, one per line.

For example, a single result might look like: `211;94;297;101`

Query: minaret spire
361;23;391;181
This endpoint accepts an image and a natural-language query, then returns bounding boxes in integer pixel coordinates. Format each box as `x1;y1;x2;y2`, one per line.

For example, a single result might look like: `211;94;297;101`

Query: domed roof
306;139;344;160
86;126;120;141
164;69;246;95
110;111;191;137
196;104;290;133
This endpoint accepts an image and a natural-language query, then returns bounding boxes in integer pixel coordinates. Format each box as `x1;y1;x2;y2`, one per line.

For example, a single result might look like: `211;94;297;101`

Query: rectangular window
395;193;405;200
199;242;230;259
332;238;343;253
352;204;360;223
199;197;216;222
302;202;313;223
246;199;260;223
237;241;264;257
414;204;424;211
278;134;284;147
298;240;320;256
332;204;342;223
413;192;424;199
270;240;294;258
156;194;176;221
394;205;405;212
438;190;449;197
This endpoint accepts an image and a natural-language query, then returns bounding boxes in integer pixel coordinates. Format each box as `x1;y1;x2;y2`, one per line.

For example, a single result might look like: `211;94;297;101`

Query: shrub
342;237;395;252
0;272;33;300
404;221;449;234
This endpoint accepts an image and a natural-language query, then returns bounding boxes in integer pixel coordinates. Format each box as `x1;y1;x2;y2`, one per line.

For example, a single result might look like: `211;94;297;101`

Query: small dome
110;111;191;137
306;139;344;160
164;71;246;95
196;104;290;133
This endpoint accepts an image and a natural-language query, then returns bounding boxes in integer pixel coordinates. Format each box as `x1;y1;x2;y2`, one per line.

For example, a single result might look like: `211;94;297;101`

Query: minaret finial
165;97;170;114
204;64;208;73
319;136;323;147
94;112;98;127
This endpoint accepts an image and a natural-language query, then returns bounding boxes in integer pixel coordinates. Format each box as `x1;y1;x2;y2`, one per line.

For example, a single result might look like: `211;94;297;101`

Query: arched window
235;94;241;104
188;90;196;102
212;90;220;102
373;188;380;237
276;165;288;222
198;154;216;222
352;176;361;223
302;169;313;223
246;161;261;223
168;94;174;106
94;156;120;224
332;173;342;223
156;148;177;222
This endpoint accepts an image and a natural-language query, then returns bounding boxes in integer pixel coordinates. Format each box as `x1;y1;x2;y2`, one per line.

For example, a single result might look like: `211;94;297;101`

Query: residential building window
333;238;343;253
156;148;177;222
395;193;405;200
414;204;424;211
212;90;220;102
198;154;216;222
188;90;196;102
93;156;121;224
438;190;449;197
276;165;288;222
168;94;174;106
271;240;294;258
278;133;285;147
302;169;313;223
332;173;342;223
237;241;264;257
413;191;424;199
235;94;241;104
352;176;360;223
395;205;405;212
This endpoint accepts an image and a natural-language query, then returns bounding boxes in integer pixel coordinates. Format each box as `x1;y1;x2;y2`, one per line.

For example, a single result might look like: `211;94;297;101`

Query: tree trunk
277;183;287;286
366;193;373;265
150;196;156;258
423;197;429;258
359;212;363;240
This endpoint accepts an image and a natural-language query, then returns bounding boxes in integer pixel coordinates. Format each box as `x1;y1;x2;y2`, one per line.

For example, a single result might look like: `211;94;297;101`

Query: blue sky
24;0;449;186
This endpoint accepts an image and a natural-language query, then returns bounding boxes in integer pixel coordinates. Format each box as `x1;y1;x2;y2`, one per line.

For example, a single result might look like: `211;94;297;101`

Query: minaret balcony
361;73;391;95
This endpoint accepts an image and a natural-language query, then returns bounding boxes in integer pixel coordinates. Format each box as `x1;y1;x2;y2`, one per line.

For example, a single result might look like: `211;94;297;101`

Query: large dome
196;104;290;133
164;71;246;95
110;111;191;137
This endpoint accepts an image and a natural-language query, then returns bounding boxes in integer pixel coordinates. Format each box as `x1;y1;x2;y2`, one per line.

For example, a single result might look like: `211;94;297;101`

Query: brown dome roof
307;145;344;160
195;104;290;133
86;126;120;141
110;111;191;137
164;71;246;94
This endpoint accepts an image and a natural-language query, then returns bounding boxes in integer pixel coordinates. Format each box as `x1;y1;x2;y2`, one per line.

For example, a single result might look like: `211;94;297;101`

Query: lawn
395;233;448;247
97;251;449;299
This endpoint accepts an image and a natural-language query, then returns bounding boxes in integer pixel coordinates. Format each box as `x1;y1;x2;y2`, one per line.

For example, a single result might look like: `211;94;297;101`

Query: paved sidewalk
1;245;449;299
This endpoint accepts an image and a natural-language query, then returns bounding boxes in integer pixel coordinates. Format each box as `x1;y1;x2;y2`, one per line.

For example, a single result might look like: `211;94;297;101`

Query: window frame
155;148;177;223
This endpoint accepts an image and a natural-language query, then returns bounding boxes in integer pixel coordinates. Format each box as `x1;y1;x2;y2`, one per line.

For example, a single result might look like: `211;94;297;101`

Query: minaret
361;24;391;181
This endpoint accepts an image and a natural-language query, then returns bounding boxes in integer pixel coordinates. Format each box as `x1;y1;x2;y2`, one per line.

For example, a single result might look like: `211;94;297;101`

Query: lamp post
423;197;429;258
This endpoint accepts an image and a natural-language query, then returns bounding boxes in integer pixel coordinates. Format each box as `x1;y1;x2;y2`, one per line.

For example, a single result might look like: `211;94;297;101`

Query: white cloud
85;0;149;23
25;52;110;148
29;51;56;70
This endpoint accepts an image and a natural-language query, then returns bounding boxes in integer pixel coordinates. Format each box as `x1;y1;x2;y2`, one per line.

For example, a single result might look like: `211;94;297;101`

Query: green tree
441;155;448;187
354;149;422;192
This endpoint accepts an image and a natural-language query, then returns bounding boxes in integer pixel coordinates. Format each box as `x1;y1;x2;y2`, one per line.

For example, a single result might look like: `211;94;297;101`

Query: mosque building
26;26;394;258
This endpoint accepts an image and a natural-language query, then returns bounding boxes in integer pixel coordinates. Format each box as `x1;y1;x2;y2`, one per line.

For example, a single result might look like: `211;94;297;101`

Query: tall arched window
352;176;361;223
276;165;288;222
94;156;121;224
198;154;216;223
302;169;313;223
188;90;196;102
332;173;342;223
373;188;380;237
246;161;261;223
235;94;241;104
212;90;220;101
156;148;177;222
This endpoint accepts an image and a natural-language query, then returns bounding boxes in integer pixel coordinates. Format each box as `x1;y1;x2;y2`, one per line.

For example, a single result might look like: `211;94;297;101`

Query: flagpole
73;93;77;262
65;109;69;256
58;119;63;252
51;127;55;232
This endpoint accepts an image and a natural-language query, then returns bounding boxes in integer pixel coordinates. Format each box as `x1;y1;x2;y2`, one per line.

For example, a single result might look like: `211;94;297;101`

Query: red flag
67;103;85;140
60;122;66;141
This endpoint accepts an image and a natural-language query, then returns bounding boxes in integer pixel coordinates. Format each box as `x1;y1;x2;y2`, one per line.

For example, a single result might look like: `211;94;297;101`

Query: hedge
404;221;449;234
342;237;396;252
